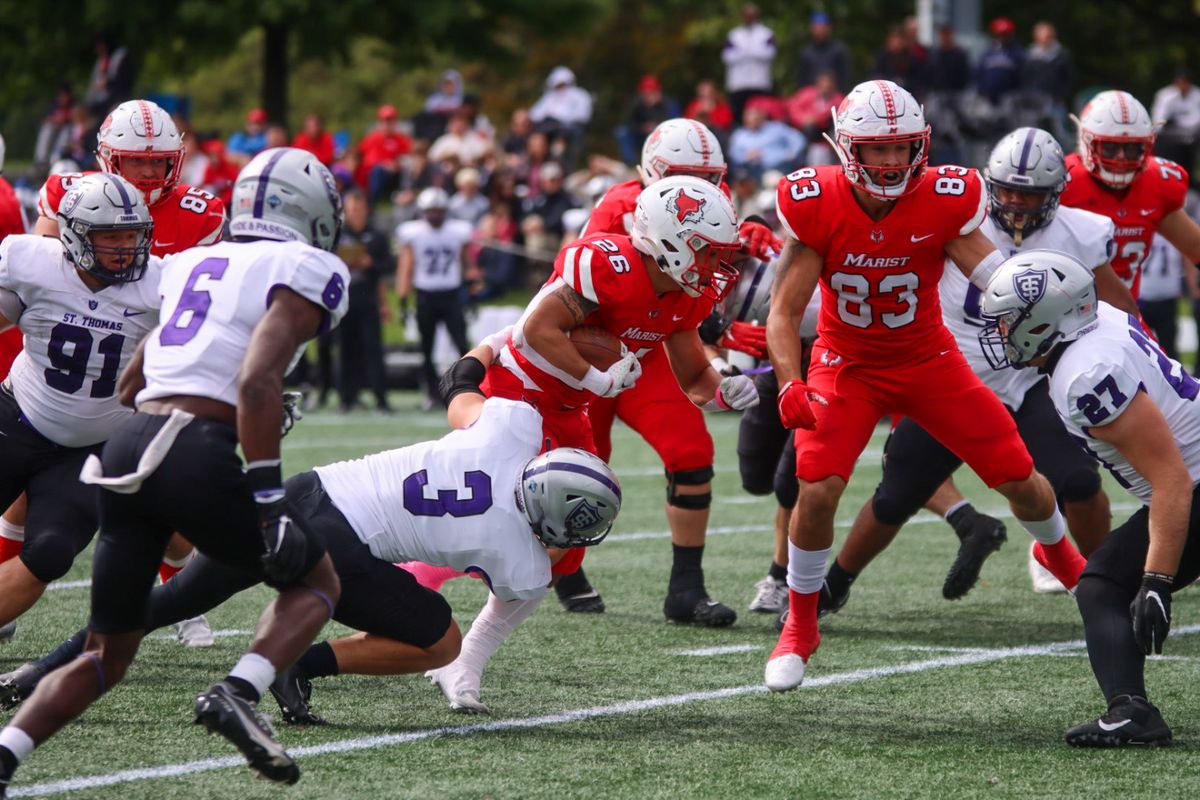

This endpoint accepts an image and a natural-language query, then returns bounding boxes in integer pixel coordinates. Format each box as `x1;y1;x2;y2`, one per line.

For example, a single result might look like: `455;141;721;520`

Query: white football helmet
825;80;930;200
96;99;185;204
0;132;5;174
984;127;1067;245
56;173;153;284
639;118;727;186
632;175;741;301
1073;90;1155;188
518;448;622;548
417;186;450;211
978;250;1097;369
720;256;775;325
229;147;343;252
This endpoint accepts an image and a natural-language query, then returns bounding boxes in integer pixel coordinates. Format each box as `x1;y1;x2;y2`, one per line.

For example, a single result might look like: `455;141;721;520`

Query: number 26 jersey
139;239;350;407
775;165;987;367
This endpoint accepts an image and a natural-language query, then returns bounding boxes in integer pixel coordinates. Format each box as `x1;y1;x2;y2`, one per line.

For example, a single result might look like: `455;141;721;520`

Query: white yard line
12;624;1200;798
673;644;764;657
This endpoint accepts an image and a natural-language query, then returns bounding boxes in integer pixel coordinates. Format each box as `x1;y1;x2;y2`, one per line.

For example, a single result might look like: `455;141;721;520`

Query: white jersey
1050;303;1200;505
940;208;1115;409
397;218;473;292
0;234;161;447
138;239;350;407
1138;233;1184;302
315;398;549;601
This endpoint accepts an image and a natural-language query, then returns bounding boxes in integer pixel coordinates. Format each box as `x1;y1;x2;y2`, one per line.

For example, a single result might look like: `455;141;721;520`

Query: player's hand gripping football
738;220;782;261
1131;572;1173;655
718;321;768;359
594;350;642;398
777;379;822;430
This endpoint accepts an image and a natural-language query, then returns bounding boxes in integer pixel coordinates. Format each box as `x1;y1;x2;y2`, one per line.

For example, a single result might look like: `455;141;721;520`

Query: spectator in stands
521;161;573;241
728;102;805;181
514;131;556;195
977;17;1025;104
429;110;494;167
795;11;850;92
226;108;268;166
55;106;97;170
1022;21;1073;141
84;33;135;117
685;80;734;138
336;189;393;414
357;104;413;204
265;124;289;149
449;167;490;225
1139;233;1185;361
901;16;929;63
929;25;969;93
622;75;678;163
33;84;76;169
530;66;593;167
426;69;465;115
874;25;928;98
1153;68;1200;170
292;113;335;166
199;138;239;206
785;71;843;145
474;197;521;300
926;25;971;165
722;3;777;123
501;108;534;156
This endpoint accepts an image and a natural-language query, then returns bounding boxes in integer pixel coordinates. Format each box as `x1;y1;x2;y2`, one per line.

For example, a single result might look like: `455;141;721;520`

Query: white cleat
1028;542;1067;594
176;615;216;647
748;576;788;613
764;654;807;692
426;667;490;715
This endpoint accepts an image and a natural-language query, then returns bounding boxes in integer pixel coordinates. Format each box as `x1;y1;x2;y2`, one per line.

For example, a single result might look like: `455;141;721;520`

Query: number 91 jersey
776;164;986;366
0;235;162;447
138;239;350;407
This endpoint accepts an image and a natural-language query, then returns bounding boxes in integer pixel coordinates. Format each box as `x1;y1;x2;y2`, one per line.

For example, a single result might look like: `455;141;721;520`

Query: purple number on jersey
402;470;493;517
160;257;231;346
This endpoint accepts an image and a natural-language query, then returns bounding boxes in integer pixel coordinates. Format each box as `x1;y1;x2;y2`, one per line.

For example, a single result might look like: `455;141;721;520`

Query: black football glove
281;391;304;438
257;496;310;584
1130;572;1173;655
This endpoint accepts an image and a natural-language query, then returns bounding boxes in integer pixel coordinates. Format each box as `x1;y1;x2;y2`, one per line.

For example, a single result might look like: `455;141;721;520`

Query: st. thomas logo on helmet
1012;268;1047;305
565;500;603;532
669;188;706;224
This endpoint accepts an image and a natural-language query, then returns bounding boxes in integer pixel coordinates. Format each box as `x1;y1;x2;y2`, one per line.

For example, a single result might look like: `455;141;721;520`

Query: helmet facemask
986;180;1061;245
98;148;184;204
66;219;153;285
1082;132;1154;188
659;232;740;302
829;129;930;200
660;162;726;186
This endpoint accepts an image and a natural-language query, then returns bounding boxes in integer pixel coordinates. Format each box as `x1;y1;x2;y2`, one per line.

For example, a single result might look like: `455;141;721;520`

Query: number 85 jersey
139;239;350;407
775;164;987;366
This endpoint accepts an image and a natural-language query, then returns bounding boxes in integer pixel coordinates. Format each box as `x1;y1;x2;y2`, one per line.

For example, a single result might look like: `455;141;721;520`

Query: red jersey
582;178;733;238
776;164;987;367
0;178;26;240
1060;152;1188;292
501;233;713;410
38;172;226;257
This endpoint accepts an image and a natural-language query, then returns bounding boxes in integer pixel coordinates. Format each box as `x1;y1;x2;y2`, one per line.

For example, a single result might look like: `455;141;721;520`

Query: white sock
1019;507;1066;546
942;499;970;521
451;593;542;680
786;542;829;594
161;550;193;569
0;519;25;543
228;653;276;698
0;727;34;763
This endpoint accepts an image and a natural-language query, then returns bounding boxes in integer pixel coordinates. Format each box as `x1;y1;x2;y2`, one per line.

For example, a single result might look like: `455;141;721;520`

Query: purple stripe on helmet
252;149;289;218
1016;128;1037;176
524;461;621;500
106;175;134;214
736;261;769;322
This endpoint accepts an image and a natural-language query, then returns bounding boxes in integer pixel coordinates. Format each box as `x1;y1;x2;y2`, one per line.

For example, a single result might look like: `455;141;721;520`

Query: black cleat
0;622;16;646
269;664;325;726
0;662;45;710
194;681;300;785
774;608;788;632
817;579;849;617
555;568;606;613
1065;695;1172;748
664;592;737;627
943;510;1007;600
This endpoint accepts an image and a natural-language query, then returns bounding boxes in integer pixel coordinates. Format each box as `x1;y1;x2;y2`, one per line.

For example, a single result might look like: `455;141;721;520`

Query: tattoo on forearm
551;285;599;325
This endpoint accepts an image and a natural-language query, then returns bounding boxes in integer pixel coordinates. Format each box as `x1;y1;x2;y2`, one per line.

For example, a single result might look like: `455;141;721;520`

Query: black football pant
416;288;471;404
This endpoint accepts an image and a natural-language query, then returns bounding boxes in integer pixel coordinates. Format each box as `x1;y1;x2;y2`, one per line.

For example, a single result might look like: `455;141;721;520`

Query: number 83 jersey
0;235;162;448
775;164;987;366
139;239;350;407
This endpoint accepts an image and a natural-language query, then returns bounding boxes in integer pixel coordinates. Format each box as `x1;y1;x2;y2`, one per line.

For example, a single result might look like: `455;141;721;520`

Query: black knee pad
870;486;921;527
1057;468;1102;504
20;535;78;584
773;466;798;509
667;466;714;510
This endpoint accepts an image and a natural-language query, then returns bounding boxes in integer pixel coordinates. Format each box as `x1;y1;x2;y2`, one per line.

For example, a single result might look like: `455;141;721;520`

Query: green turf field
4;394;1198;799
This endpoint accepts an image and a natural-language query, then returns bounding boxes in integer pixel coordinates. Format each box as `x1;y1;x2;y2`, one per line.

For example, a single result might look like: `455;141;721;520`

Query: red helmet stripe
874;80;898;127
688;119;711;165
136;100;155;148
1116;92;1130;124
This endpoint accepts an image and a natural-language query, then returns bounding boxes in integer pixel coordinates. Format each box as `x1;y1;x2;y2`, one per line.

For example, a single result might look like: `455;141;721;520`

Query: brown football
569;325;623;370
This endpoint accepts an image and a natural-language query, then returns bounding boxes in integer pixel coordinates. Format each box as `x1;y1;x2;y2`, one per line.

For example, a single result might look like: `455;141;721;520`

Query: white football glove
478;325;514;359
709;374;759;411
581;351;643;398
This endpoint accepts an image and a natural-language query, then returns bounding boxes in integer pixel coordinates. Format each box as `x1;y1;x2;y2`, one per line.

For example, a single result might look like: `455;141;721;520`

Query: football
569;325;623;370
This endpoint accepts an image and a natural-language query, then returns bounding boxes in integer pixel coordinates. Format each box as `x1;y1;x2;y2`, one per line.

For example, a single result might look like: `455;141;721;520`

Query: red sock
159;556;191;584
771;588;821;661
397;562;465;591
0;536;21;564
1033;539;1086;591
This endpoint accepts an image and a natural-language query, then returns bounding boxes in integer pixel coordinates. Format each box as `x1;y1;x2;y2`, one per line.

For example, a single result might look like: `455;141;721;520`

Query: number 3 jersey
775;165;986;367
314;398;551;601
1049;303;1200;504
138;239;350;407
0;234;162;447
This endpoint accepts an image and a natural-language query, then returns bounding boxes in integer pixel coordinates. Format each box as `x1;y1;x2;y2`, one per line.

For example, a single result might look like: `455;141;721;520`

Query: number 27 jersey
776;165;987;366
138;239;350;407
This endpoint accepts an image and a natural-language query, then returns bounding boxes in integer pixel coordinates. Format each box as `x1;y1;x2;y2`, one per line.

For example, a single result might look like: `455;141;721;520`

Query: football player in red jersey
763;80;1086;692
0;133;28;382
1061;90;1200;298
553;118;777;624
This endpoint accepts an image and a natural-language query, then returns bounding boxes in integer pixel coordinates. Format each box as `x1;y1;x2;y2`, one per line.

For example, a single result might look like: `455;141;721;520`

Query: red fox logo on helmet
669;187;706;223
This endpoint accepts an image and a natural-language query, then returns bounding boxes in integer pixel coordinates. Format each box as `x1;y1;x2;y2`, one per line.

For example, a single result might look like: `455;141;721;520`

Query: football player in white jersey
814;128;1140;614
0;173;160;636
979;250;1200;747
396;186;476;408
0;148;349;793
0;392;620;726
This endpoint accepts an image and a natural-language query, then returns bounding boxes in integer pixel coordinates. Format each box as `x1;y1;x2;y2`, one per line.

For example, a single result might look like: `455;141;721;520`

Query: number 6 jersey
0;234;162;447
775;164;987;367
138;239;350;407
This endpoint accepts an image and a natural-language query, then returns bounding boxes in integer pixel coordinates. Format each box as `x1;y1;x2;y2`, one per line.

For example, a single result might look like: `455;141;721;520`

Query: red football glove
777;379;818;430
738;220;782;261
718;321;768;359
